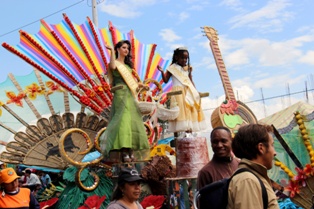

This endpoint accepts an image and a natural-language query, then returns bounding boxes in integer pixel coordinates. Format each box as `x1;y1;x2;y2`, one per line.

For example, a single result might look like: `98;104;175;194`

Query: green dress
99;65;149;161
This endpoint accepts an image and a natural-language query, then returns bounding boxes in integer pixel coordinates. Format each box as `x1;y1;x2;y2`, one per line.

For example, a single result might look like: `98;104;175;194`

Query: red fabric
39;197;58;209
141;195;166;209
22;175;27;184
77;195;106;209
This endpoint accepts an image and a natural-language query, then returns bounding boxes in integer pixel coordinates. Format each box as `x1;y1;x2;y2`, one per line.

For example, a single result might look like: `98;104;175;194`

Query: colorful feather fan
2;14;172;117
0;14;174;194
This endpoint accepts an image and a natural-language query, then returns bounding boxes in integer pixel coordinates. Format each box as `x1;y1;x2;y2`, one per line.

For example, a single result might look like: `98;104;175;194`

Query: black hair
232;124;273;160
171;47;190;69
210;126;232;140
16;171;24;176
25;169;31;174
110;181;125;201
114;40;134;69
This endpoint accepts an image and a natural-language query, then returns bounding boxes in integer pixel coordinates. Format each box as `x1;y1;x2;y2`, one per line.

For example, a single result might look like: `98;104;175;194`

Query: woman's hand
105;43;115;69
157;65;163;72
105;43;113;51
157;65;171;83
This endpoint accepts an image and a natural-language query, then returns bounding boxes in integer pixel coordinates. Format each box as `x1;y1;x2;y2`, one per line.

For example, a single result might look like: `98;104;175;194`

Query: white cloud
201;89;314;124
188;5;204;11
225;49;250;67
252;73;306;89
299;51;314;65
185;0;204;4
229;0;293;32
99;0;157;18
163;52;173;61
178;12;190;22
158;29;182;43
296;25;314;34
251;96;311;120
257;41;302;66
233;85;254;101
202;34;314;68
221;0;242;7
195;56;216;71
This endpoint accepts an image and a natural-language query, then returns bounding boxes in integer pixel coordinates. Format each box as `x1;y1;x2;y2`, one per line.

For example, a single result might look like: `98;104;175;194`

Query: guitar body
211;100;257;135
203;26;258;134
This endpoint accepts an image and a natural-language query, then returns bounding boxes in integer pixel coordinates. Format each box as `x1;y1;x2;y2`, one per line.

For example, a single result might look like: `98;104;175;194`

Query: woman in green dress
100;40;149;162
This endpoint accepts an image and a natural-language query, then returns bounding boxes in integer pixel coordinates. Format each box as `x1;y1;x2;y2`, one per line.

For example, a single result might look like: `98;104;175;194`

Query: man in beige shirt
227;124;279;209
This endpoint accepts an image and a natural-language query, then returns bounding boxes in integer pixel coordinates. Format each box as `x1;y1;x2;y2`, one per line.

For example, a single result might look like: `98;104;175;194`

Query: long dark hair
114;40;134;69
110;181;125;201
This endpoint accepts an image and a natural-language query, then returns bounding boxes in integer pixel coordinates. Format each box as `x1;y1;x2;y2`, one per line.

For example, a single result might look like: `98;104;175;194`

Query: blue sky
0;0;313;123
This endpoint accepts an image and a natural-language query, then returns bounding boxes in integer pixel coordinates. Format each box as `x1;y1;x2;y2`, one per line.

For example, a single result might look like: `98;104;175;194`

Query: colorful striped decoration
2;14;172;109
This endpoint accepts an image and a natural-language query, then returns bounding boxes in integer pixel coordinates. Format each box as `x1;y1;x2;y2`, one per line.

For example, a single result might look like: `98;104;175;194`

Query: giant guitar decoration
203;26;257;135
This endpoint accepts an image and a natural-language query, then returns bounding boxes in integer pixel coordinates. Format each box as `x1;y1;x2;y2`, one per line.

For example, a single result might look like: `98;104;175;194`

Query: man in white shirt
22;169;42;192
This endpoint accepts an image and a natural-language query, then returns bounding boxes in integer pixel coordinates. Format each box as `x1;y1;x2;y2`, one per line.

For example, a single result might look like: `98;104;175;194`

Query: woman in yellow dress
157;47;206;133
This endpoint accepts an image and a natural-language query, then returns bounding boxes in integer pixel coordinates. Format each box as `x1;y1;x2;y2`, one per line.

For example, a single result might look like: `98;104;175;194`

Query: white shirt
26;173;41;186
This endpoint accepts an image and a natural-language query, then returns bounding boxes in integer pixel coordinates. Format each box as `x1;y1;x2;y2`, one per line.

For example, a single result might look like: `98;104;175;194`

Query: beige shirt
227;159;279;209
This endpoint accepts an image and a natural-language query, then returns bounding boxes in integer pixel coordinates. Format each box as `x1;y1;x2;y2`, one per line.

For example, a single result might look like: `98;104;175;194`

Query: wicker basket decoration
157;104;179;121
138;101;156;115
137;79;162;115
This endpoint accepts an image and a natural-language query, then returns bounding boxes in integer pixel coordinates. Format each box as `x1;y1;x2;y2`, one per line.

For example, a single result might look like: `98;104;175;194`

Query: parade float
259;101;314;208
0;14;210;209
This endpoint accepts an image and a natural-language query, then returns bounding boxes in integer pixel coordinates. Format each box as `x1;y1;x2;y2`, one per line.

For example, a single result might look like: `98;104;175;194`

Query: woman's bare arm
157;65;172;83
188;66;195;86
105;44;116;70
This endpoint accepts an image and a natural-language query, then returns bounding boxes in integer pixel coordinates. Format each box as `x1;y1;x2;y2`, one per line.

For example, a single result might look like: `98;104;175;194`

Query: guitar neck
209;40;236;101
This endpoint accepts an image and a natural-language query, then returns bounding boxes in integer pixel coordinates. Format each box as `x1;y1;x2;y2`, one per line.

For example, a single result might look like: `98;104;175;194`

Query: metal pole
92;0;98;27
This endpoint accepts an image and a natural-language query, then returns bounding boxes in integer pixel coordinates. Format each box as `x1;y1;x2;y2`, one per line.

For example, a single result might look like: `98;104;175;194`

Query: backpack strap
232;168;268;209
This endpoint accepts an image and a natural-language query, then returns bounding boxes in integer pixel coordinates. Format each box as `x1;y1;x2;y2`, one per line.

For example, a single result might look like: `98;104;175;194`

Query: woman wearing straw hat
0;167;39;209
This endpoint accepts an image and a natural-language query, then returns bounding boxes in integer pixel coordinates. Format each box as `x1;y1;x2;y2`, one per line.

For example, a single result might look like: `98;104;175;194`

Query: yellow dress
168;64;206;132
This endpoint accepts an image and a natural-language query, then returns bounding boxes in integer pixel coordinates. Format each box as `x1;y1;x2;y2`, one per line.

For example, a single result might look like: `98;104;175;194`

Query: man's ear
257;143;264;155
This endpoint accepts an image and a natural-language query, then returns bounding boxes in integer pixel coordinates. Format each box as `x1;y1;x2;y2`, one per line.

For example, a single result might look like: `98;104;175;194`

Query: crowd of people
0;165;58;208
15;168;53;193
0;168;41;209
197;124;279;209
97;38;288;209
104;124;280;209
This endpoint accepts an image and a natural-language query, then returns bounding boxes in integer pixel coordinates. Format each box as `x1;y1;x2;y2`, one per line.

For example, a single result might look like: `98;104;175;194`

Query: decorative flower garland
274;160;295;180
295;111;314;166
279;111;314;198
